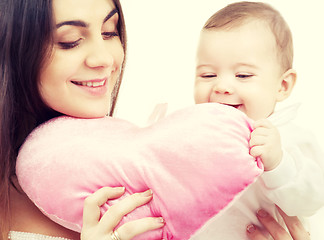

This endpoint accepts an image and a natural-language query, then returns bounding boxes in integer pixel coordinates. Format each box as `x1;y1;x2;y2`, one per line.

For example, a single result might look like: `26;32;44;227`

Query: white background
116;0;324;239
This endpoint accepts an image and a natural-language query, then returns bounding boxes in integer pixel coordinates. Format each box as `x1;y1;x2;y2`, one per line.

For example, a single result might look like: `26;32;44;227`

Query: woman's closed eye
57;31;118;50
102;31;119;40
58;38;82;50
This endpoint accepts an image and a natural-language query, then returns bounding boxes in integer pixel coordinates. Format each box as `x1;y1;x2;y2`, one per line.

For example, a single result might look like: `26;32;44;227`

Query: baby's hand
249;119;283;171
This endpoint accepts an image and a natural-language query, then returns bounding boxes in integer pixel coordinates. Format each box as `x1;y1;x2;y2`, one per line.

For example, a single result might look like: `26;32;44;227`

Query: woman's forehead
53;0;116;23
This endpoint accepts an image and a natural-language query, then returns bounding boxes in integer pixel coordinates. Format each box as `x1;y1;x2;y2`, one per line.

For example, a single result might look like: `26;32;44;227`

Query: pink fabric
16;103;263;240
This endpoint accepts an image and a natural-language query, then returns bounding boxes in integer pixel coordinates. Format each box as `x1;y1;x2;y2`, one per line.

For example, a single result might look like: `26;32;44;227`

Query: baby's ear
276;69;296;102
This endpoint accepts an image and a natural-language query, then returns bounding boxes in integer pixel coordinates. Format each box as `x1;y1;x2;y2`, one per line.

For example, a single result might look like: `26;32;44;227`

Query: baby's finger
249;134;267;147
253;119;274;129
100;189;154;230
83;187;125;228
251;127;270;138
250;145;264;158
116;217;165;240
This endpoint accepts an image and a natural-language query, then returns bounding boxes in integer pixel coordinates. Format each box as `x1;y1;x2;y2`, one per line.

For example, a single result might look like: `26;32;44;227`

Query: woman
0;0;311;239
0;0;164;239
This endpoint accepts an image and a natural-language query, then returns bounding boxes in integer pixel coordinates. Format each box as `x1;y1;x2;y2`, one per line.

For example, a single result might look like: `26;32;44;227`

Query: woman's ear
276;69;297;102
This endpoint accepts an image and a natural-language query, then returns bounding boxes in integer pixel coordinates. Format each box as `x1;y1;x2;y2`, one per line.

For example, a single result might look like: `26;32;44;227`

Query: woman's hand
81;187;165;240
246;207;310;240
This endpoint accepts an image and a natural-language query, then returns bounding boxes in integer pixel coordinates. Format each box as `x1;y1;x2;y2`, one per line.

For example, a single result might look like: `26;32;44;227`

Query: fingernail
246;224;256;233
257;209;268;218
142;189;153;197
157;217;165;224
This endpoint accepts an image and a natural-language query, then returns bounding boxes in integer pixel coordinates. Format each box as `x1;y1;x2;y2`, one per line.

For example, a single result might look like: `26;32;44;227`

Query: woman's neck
9;177;80;240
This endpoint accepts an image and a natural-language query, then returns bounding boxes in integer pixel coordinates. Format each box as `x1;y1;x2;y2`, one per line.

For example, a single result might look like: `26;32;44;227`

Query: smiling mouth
71;79;106;87
221;103;242;109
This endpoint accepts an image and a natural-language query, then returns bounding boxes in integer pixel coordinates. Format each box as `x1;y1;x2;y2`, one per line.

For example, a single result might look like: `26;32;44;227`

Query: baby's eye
201;74;217;78
102;31;119;40
236;73;253;79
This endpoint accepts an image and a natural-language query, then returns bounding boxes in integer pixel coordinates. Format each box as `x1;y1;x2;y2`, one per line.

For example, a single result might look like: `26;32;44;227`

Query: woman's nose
85;40;114;69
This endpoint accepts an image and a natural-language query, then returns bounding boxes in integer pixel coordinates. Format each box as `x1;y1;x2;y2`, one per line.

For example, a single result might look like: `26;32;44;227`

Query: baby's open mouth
222;103;241;109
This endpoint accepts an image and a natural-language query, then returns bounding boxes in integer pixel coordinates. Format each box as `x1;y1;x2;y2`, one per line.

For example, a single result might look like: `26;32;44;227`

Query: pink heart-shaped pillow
16;103;263;240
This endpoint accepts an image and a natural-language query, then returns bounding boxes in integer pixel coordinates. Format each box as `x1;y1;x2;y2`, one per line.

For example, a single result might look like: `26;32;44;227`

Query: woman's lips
71;77;108;96
71;78;106;87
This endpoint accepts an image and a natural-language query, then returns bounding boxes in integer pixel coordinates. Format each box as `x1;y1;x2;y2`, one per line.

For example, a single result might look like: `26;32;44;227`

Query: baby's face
194;20;283;120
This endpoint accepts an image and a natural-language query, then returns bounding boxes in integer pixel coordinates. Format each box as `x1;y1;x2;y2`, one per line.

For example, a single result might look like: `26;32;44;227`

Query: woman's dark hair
110;0;127;116
0;0;127;237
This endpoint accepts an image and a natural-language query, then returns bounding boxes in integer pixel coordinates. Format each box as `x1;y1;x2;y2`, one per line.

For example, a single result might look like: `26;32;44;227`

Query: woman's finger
246;224;269;240
100;189;154;230
255;209;291;240
116;217;165;240
81;187;165;240
277;206;311;240
82;186;125;228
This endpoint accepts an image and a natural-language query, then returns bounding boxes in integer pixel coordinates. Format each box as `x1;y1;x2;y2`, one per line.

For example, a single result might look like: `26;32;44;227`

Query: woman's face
39;0;124;118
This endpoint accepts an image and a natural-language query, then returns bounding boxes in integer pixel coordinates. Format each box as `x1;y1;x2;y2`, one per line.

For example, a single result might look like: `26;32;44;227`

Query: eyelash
58;39;82;50
102;31;119;40
58;31;119;50
236;74;253;79
200;74;254;80
201;74;217;78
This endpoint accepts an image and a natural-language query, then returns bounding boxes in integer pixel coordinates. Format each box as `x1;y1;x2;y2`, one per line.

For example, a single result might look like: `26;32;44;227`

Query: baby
193;1;324;239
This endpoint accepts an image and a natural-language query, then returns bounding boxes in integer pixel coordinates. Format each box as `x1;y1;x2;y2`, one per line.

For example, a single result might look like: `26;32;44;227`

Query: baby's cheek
194;86;208;103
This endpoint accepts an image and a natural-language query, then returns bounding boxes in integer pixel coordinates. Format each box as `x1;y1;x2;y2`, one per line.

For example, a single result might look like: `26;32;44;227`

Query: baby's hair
203;1;293;72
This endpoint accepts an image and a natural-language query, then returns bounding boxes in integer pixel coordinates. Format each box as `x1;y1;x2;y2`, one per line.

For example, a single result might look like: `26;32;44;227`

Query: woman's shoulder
9;180;80;240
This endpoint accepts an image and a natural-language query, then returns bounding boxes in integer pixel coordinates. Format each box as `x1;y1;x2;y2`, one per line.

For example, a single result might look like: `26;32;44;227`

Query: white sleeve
260;128;324;217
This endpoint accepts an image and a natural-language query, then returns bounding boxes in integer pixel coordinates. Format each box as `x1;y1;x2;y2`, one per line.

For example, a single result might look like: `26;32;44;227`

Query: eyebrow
196;63;259;71
196;64;214;70
235;63;259;70
56;8;118;29
103;8;118;24
56;20;88;29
